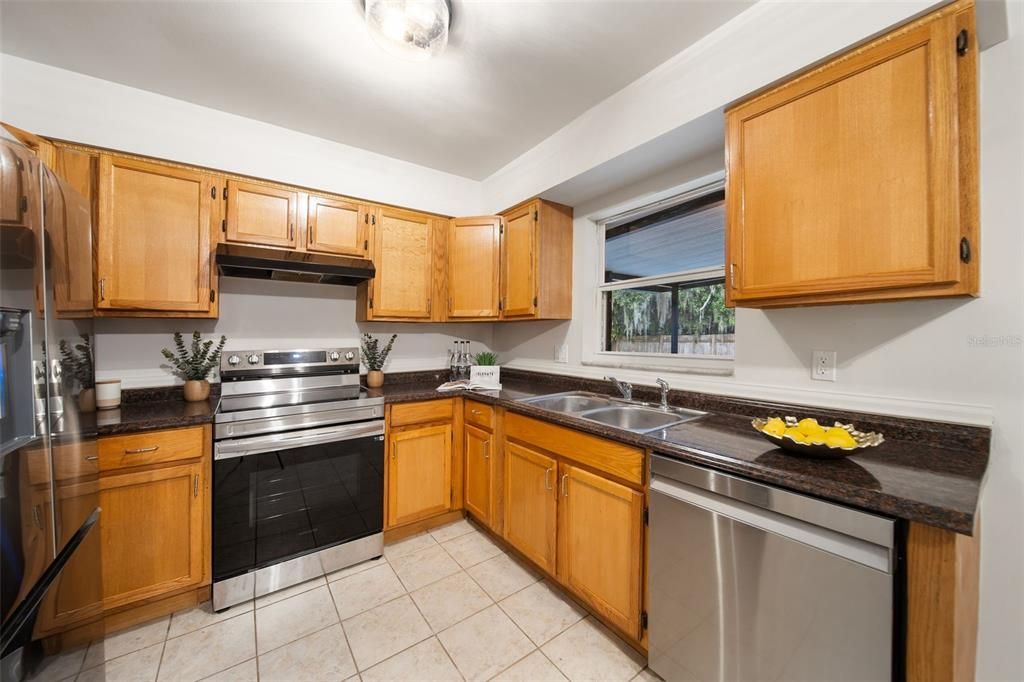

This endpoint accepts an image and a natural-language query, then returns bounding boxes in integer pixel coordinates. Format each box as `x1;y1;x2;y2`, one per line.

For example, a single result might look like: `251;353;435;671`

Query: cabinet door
726;8;964;304
307;195;367;256
37;480;103;633
1;140;27;228
503;442;557;574
387;424;452;527
501;202;538;318
100;461;205;609
49;146;95;316
557;464;644;638
464;424;493;525
225;180;297;248
369;207;434;319
448;216;501;319
96;155;214;312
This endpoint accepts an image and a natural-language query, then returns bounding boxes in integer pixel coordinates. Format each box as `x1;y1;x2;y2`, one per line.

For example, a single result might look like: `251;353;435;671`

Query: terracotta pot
366;370;385;388
77;388;96;413
183;379;211;402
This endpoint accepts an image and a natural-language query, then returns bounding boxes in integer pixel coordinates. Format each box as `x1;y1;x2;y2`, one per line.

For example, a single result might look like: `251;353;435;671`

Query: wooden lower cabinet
387;424;453;527
503;442;558;574
464;424;494;526
557;464;644;638
100;460;206;610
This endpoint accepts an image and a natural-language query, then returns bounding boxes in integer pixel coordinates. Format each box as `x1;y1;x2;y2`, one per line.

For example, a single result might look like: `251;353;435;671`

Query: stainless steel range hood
216;243;375;285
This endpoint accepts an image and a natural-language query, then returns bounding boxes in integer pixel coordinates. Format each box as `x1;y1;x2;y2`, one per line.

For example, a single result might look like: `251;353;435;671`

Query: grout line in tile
152;638;169;682
402;583;466;681
324;563;360;680
253;577;325;611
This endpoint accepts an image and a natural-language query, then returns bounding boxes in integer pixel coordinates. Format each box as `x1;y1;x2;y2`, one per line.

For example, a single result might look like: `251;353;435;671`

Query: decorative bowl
751;416;884;460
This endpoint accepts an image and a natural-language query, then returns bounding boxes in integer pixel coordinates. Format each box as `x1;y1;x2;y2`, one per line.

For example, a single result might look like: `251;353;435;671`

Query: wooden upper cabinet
307;195;368;256
225;179;297;248
501;202;537;317
1;139;27;228
364;206;436;320
503;441;557;574
448;216;501;319
725;0;978;307
499;199;573;320
97;155;215;313
557;463;644;639
48;146;95;317
387;423;452;527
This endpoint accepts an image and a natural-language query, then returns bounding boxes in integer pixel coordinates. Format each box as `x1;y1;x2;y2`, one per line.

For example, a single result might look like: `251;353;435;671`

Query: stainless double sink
517;391;705;434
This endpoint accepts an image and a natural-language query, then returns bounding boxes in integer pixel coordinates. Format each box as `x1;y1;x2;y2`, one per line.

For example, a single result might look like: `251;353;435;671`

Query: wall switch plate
555;344;569;363
812;350;837;382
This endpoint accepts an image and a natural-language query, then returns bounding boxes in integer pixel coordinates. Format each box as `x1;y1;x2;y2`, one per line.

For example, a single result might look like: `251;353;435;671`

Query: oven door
212;420;384;584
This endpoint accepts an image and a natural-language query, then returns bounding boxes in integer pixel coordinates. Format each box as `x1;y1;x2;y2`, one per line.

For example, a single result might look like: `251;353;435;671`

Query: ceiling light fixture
364;0;451;62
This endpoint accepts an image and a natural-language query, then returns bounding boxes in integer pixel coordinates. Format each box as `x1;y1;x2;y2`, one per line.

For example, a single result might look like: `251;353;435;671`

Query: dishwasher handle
651;474;893;573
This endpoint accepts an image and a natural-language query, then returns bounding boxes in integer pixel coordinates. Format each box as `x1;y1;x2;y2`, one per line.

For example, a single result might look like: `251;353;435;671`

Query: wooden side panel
307;195;366;256
390;399;454;428
464;424;492;525
504;412;644;486
906;522;979;682
225;180;297;247
503;441;557;574
725;0;976;307
537;200;574;320
500;202;538;318
387;424;452;527
99;461;205;610
557;464;644;639
370;207;434;319
447;216;501;319
97;155;213;312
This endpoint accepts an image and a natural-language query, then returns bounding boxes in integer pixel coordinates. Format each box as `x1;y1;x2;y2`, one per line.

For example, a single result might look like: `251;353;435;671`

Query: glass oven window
213;432;384;581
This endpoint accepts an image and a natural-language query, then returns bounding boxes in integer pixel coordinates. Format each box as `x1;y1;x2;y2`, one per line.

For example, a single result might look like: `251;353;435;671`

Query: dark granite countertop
372;369;988;535
95;386;218;436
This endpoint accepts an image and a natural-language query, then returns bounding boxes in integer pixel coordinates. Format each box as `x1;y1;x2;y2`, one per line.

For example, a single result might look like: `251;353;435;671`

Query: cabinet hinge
729;263;736;289
960;237;972;263
641;611;648;630
369;297;374;310
643;507;649;526
364;239;369;250
210;186;216;199
210;289;216;303
533;210;538;221
532;296;538;307
20;196;28;213
498;299;503;312
222;186;227;200
956;29;969;56
221;219;226;233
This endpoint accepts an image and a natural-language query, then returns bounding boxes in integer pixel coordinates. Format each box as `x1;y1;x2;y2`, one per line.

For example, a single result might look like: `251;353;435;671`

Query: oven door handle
214;420;384;459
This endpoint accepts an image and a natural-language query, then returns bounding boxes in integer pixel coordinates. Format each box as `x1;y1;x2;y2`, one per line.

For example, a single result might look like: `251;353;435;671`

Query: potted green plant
471;351;501;389
58;334;95;412
361;333;396;388
161;331;227;402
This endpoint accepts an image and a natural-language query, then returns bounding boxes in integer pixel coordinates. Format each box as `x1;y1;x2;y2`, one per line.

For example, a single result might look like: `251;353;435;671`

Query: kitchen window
597;183;734;367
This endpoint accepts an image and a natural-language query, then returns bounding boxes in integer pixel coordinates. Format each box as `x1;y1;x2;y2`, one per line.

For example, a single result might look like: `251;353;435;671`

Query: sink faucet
656;378;670;409
605;376;633;401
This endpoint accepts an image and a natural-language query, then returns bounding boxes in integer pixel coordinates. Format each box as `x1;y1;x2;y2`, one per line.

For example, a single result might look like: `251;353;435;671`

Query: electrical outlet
812;350;837;382
555;344;569;363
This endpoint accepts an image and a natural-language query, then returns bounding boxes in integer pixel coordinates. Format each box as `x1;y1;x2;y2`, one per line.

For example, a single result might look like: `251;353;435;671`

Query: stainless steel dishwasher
648;454;900;682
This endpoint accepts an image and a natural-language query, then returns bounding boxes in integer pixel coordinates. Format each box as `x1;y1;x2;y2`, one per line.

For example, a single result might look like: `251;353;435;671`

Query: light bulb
364;0;450;62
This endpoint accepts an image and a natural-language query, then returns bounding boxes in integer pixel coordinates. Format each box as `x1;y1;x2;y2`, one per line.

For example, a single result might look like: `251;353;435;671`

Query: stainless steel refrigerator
1;130;101;680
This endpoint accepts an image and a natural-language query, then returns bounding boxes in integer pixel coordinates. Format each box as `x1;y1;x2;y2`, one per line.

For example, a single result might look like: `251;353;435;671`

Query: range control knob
344;351;355;361
328;351;341;362
227;354;241;366
247;353;260;365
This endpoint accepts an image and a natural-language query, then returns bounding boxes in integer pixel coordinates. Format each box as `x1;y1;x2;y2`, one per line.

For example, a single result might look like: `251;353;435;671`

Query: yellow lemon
784;427;809;443
763;418;786;437
825;429;857;449
796;418;824;438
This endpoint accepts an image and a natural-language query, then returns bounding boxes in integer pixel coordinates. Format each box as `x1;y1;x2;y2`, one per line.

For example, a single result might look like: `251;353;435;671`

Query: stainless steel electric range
212;347;384;611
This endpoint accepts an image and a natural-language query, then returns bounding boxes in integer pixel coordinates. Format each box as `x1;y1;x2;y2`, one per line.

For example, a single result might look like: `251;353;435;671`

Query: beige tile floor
30;519;659;682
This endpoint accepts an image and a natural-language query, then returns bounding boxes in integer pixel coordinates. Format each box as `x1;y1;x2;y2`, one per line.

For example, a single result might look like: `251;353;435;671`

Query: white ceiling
0;0;752;179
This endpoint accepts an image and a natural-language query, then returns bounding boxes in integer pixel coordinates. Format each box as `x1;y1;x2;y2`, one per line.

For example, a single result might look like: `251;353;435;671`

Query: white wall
95;277;493;388
496;5;1024;678
0;55;483;217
